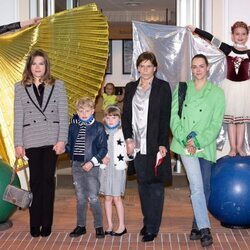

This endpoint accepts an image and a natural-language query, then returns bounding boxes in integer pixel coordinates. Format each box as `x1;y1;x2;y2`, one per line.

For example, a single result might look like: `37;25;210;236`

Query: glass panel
55;0;67;13
77;0;176;25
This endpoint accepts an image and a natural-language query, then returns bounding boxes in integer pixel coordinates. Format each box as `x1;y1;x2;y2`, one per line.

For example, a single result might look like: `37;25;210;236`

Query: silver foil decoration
132;21;226;90
132;21;250;155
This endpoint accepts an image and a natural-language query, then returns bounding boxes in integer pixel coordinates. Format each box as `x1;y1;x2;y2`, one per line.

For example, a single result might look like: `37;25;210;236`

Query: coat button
34;120;36;123
184;104;187;107
44;118;47;121
200;109;202;112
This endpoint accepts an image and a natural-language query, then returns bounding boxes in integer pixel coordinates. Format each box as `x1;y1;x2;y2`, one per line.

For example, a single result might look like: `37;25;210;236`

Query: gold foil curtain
0;3;109;164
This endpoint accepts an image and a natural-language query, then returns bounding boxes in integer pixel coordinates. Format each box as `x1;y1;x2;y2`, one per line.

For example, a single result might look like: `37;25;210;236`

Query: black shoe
41;226;51;237
69;226;86;237
111;228;127;236
140;226;147;236
30;226;41;237
200;228;213;247
105;230;113;235
190;228;201;240
96;227;105;238
141;232;157;242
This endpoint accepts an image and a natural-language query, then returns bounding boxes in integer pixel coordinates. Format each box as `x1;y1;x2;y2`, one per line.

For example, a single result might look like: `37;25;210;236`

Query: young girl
102;82;124;110
188;22;250;157
99;105;133;236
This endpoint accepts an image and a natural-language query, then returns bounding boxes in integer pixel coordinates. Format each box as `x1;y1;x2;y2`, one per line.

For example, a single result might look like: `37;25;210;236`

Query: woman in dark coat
122;51;172;242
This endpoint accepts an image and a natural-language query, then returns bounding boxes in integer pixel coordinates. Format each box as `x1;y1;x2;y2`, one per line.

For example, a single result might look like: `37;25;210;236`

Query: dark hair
104;82;115;95
231;21;249;35
136;51;158;68
192;54;209;66
22;49;55;86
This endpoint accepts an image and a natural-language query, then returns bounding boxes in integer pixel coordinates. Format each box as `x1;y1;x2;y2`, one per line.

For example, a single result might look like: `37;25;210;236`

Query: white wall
0;0;31;25
104;40;133;87
212;0;250;47
0;0;19;25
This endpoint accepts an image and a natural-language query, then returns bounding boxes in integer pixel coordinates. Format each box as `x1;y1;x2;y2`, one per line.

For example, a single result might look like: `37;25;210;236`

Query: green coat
170;80;225;162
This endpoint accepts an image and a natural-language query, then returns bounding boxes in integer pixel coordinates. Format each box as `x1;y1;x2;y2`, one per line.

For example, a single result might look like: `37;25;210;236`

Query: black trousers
26;146;57;228
134;153;165;235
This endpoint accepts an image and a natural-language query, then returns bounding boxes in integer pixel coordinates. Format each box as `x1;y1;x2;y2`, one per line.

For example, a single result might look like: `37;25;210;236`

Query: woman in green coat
170;54;225;248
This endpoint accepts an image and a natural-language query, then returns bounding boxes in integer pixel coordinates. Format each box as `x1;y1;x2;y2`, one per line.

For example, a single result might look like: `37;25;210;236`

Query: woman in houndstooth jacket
14;49;68;238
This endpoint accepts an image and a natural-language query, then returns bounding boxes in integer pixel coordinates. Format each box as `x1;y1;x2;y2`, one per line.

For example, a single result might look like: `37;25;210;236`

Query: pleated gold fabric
0;3;109;164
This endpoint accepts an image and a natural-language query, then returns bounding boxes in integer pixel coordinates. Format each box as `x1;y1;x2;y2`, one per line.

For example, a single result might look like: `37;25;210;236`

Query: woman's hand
126;139;135;155
186;145;196;155
53;141;65;155
186;25;195;32
186;138;195;147
159;146;167;157
186;139;196;155
15;146;25;158
82;161;93;172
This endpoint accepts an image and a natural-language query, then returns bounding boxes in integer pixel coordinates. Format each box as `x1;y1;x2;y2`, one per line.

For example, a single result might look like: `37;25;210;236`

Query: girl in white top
99;105;134;236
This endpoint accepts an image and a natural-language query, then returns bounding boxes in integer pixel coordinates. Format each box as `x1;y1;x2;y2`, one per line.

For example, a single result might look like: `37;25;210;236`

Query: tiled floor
1;180;250;250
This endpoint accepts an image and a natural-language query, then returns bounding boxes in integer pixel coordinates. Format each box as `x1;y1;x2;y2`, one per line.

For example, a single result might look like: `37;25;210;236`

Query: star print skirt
220;78;250;124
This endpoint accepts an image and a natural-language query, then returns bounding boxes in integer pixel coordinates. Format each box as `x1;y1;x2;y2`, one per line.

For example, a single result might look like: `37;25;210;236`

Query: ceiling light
124;1;142;7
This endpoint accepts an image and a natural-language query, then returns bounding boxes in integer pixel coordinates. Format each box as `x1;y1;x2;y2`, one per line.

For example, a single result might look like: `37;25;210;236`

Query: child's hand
102;156;110;165
186;25;195;32
82;161;94;172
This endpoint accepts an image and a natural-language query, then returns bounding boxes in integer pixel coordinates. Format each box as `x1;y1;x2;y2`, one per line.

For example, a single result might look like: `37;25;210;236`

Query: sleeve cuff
90;157;99;166
193;137;201;149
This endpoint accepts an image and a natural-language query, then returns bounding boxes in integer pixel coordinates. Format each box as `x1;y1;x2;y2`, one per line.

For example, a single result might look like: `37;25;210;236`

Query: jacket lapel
42;84;54;112
25;83;55;117
148;77;159;121
25;85;40;108
130;80;139;99
25;85;44;116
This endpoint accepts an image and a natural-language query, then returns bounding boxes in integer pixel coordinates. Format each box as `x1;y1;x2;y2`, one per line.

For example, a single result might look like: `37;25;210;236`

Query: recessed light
124;1;142;7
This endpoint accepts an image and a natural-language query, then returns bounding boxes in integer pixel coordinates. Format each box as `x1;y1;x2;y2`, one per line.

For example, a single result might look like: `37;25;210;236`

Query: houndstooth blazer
14;80;69;149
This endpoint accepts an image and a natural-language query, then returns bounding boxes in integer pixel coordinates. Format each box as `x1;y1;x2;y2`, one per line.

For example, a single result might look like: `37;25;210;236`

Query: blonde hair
76;97;95;110
231;21;249;34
